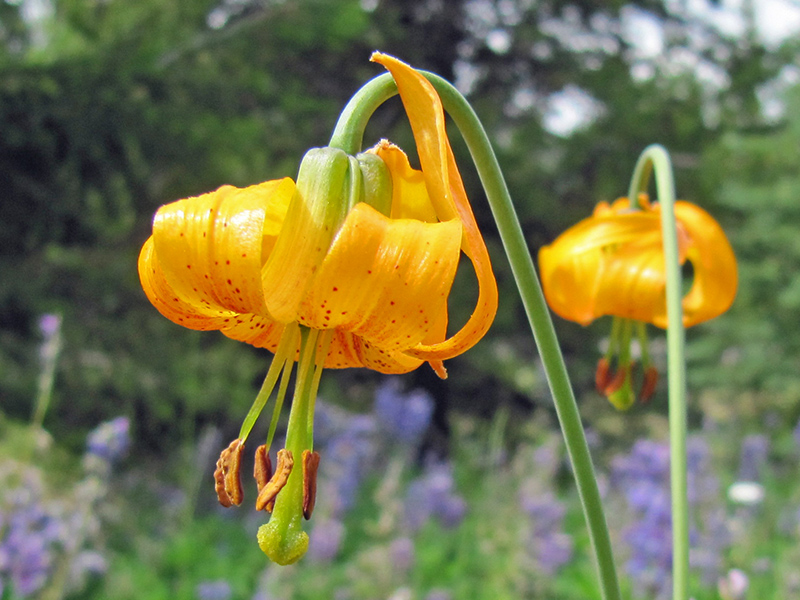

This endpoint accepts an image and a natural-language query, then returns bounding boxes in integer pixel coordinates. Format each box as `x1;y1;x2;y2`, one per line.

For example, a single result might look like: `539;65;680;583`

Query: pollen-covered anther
640;366;659;404
255;448;294;512
214;438;245;507
595;357;612;394
253;444;273;493
302;450;321;520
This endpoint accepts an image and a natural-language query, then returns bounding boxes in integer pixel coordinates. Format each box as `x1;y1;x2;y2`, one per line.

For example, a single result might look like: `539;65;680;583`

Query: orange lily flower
138;53;497;563
539;195;736;409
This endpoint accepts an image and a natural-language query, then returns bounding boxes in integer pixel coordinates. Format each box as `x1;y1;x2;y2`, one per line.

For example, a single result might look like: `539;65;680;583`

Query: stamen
254;444;273;493
214;438;245;507
640;366;658;403
302;450;321;520
595;357;612;393
255;448;294;512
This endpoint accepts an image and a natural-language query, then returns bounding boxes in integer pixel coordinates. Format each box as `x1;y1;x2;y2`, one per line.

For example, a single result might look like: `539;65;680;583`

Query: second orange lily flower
539;195;737;409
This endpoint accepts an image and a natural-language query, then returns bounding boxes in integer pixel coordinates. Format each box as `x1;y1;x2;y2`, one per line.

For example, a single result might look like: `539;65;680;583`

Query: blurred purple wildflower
374;378;434;444
0;467;66;597
86;416;130;463
737;434;769;482
37;314;62;367
195;579;232;600
610;436;729;599
518;485;573;575
38;314;62;339
389;537;415;572
315;404;377;516
308;519;345;563
403;462;466;532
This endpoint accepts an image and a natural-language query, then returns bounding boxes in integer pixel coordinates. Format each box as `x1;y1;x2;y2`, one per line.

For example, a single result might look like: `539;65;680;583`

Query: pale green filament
265;350;295;451
239;324;300;442
307;330;334;449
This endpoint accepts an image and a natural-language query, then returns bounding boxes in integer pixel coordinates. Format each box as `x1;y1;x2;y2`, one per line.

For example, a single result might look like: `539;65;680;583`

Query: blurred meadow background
3;0;800;598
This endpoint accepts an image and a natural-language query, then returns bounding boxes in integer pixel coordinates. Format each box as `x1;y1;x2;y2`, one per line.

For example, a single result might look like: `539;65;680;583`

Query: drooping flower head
539;195;736;409
138;53;497;563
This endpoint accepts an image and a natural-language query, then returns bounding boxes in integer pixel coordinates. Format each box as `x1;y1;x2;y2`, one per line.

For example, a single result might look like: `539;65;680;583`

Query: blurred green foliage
0;0;796;453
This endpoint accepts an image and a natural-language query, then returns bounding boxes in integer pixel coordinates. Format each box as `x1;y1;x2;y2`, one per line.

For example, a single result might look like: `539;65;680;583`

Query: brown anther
213;438;245;507
595;357;612;393
255;449;293;512
253;444;273;493
302;450;321;520
639;366;659;404
603;364;629;396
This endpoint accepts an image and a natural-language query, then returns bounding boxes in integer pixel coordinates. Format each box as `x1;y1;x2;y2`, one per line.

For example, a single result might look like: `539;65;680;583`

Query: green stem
427;73;622;600
330;69;621;600
627;144;688;600
329;73;396;153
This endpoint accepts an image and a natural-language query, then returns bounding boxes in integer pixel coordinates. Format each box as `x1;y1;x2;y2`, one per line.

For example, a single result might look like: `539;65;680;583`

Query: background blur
2;0;800;599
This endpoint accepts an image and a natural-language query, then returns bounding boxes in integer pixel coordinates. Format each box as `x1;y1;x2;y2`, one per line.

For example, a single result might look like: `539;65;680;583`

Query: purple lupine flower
1;451;112;599
518;485;574;575
37;313;62;365
308;519;345;563
38;314;61;338
374;378;434;444
195;579;232;600
404;462;466;532
611;436;729;599
68;550;107;589
4;510;58;597
319;413;377;516
389;537;415;572
86;416;130;463
737;434;769;482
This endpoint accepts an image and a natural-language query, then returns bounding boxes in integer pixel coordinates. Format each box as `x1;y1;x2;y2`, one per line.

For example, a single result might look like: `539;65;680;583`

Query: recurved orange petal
150;179;295;319
139;236;238;330
671;200;737;327
371;52;498;362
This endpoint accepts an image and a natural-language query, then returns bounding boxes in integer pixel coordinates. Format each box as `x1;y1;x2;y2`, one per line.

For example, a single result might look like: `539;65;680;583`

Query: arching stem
328;69;622;600
627;144;689;600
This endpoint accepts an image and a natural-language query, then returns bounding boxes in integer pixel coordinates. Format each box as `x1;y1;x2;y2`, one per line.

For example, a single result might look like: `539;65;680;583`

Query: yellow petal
672;201;738;327
538;239;605;326
220;313;289;351
370;53;455;221
539;198;736;329
370;141;438;223
372;52;498;362
138;236;239;330
298;202;461;352
151;179;295;318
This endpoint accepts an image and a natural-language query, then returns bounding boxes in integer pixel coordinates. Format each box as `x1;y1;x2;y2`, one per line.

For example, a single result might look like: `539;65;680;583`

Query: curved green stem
627;144;688;600
427;73;622;600
329;73;396;153
330;69;621;600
